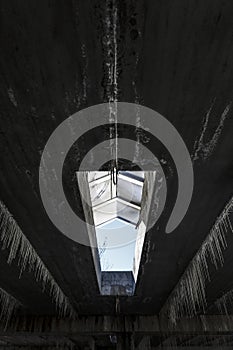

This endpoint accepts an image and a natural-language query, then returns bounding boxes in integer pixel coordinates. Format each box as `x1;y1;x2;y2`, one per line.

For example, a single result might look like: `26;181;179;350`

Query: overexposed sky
96;218;137;271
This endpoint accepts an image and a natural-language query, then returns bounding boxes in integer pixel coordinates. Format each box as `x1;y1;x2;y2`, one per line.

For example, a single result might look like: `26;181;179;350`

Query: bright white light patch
87;170;145;274
96;218;137;271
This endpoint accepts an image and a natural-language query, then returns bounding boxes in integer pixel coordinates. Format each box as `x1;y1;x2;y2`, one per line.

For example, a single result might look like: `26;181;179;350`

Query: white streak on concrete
193;101;232;161
7;88;17;107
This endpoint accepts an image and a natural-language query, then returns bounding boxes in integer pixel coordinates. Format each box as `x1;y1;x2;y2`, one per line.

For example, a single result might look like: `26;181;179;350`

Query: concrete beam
1;315;233;336
136;336;151;350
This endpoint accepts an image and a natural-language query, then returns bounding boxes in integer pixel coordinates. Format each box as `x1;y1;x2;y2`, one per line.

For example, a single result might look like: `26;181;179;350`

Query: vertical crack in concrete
131;8;147;166
159;196;233;325
81;43;88;105
102;0;119;166
0;200;76;318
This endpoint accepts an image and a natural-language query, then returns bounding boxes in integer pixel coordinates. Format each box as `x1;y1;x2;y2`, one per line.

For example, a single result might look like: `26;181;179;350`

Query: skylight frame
76;170;156;294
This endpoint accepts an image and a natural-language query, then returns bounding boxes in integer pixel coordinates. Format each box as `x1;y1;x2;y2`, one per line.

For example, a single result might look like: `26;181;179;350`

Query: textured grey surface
0;0;233;347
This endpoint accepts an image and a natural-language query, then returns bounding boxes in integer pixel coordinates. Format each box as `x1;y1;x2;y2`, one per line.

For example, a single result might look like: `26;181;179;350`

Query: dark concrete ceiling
0;0;233;329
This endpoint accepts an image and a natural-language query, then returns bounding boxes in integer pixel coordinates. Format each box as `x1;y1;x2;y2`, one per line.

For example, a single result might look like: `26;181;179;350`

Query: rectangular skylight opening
77;170;156;295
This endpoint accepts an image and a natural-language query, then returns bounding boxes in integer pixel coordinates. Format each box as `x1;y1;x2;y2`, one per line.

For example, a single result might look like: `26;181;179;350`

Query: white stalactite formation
215;285;233;314
160;196;233;325
0;286;20;326
0;200;75;318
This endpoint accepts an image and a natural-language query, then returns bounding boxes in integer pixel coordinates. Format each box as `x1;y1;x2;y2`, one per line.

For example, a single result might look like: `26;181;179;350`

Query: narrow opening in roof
77;169;156;296
87;170;146;287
